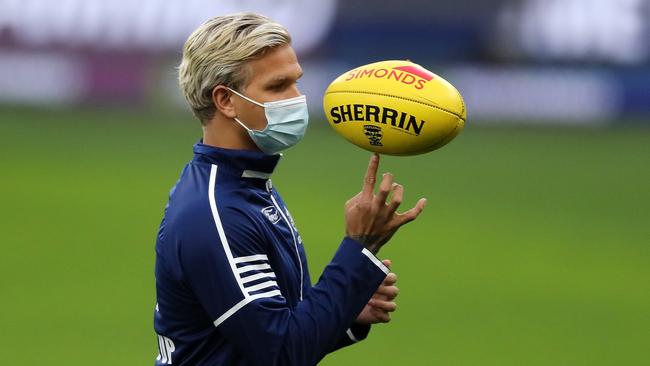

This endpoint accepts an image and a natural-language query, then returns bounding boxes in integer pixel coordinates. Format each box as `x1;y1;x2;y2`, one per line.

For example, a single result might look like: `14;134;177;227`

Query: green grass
1;106;649;365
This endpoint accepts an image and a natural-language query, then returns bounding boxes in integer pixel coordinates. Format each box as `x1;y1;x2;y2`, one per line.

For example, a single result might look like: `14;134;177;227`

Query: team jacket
153;142;390;365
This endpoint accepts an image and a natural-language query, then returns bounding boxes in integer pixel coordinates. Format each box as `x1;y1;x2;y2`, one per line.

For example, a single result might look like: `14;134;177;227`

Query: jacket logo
284;209;298;231
261;206;281;224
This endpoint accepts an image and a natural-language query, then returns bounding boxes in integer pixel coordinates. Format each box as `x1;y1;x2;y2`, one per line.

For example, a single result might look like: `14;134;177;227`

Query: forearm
222;237;388;366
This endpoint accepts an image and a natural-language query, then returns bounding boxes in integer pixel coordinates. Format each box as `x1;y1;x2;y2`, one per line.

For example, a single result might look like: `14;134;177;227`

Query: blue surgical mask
228;88;309;155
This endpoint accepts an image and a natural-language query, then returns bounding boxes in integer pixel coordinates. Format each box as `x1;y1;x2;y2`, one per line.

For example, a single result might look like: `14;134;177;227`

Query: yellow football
322;60;466;155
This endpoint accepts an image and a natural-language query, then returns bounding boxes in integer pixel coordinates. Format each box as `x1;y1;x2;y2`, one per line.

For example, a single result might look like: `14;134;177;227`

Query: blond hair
178;13;291;123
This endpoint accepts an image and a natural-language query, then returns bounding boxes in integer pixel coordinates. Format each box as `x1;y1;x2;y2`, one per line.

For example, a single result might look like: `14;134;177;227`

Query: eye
267;82;287;92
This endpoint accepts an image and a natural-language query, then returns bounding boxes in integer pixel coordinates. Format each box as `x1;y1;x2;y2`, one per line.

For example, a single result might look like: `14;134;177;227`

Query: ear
211;85;237;119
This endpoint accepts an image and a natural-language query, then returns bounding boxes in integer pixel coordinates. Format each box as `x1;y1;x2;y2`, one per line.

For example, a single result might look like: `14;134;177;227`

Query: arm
182;153;423;366
181;219;388;366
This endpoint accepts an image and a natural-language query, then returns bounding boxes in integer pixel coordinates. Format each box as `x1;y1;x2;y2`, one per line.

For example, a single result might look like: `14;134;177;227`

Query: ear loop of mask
227;87;264;132
227;87;264;107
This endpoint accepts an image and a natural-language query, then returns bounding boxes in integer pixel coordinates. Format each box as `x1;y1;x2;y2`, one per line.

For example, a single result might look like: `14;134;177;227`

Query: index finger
362;153;380;197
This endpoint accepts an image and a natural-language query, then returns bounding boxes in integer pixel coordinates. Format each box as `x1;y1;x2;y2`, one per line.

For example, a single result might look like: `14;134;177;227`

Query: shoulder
172;174;266;249
165;161;242;230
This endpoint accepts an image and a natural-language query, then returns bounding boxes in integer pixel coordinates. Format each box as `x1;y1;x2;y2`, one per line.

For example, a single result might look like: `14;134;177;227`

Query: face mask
227;88;309;155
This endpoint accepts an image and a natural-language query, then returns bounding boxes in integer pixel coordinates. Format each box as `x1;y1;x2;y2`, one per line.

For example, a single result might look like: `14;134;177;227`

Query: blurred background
1;0;649;365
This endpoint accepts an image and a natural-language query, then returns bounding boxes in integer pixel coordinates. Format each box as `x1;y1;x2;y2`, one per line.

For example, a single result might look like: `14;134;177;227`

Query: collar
192;141;281;179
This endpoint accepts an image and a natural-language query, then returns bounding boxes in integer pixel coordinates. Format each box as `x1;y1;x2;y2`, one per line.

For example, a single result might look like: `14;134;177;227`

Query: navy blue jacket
153;143;390;365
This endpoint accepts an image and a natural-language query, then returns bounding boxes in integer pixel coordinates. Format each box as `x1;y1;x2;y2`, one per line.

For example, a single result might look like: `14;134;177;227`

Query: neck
202;116;260;152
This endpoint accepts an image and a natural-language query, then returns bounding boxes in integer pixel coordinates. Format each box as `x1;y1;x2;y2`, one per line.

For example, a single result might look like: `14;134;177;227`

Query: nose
288;83;301;98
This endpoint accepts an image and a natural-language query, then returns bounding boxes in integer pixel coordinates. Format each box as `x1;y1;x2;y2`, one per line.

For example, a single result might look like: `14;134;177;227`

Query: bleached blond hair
178;13;291;123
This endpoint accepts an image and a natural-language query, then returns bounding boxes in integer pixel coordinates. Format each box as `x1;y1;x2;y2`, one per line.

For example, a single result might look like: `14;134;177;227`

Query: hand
345;153;426;254
356;259;399;325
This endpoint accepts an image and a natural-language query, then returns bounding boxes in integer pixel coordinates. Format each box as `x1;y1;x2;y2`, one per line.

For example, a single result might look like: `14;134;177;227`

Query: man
153;12;426;365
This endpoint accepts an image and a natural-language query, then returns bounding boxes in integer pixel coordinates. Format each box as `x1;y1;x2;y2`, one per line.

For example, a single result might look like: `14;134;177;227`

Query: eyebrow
267;72;303;84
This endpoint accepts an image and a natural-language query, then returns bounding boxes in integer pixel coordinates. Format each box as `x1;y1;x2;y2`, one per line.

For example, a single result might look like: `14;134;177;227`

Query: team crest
261;206;281;224
364;125;383;146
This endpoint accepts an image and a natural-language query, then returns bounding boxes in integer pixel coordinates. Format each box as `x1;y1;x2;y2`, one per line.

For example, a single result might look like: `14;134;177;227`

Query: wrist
347;322;372;342
346;234;382;254
342;236;390;275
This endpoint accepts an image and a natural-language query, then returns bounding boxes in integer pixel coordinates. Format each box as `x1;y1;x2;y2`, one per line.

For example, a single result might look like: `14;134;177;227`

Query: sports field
1;106;649;365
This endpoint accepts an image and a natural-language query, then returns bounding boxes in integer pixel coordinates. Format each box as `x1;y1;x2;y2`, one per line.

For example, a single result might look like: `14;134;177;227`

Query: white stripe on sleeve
361;248;390;275
208;165;247;295
237;263;271;274
233;254;269;264
245;280;278;293
213;290;283;327
241;271;277;284
346;328;360;343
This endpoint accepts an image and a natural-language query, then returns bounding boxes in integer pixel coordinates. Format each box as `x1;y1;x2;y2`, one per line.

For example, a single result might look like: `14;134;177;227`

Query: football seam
325;90;465;121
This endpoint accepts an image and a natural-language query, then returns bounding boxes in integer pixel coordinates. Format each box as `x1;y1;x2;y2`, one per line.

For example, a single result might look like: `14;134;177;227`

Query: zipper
266;179;304;301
